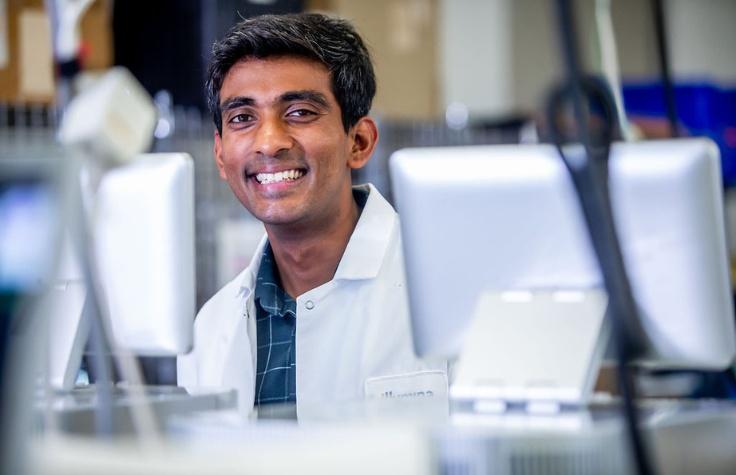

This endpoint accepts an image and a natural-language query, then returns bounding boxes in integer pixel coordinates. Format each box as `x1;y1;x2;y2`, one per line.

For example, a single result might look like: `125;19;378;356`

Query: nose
254;115;293;158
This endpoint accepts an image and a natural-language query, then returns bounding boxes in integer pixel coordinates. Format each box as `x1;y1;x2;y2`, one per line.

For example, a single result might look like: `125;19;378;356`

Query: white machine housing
58;67;157;164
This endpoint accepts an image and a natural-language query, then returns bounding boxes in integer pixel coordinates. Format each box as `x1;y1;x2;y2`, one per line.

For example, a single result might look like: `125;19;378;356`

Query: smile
254;169;305;184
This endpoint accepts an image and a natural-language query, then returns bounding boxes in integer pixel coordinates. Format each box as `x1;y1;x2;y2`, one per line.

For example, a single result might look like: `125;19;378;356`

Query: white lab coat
177;184;447;417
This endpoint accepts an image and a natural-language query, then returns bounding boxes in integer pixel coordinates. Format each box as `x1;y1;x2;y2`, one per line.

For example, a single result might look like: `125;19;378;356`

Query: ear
213;131;227;180
347;116;378;170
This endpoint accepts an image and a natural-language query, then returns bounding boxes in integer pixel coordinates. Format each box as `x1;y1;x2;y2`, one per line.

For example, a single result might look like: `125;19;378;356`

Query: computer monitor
94;153;195;356
390;139;736;370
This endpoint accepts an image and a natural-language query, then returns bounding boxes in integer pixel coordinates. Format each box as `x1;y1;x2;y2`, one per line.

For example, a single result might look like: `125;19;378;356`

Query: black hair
206;13;376;134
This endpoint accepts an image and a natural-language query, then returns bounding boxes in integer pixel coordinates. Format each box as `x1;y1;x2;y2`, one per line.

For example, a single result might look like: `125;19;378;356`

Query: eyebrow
280;90;330;109
219;90;330;113
220;96;254;113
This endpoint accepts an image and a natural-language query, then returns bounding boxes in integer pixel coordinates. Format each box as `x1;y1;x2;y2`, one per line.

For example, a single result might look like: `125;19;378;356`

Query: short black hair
206;13;376;134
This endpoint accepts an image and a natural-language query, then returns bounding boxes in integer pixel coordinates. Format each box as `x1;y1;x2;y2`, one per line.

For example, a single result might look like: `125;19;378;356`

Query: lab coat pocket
364;370;448;400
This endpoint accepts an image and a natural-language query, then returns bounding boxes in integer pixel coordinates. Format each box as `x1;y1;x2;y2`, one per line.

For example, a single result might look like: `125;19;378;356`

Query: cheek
307;135;351;170
220;140;246;172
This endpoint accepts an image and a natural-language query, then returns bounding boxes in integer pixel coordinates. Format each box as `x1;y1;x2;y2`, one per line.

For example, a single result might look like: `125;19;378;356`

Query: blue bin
622;82;736;186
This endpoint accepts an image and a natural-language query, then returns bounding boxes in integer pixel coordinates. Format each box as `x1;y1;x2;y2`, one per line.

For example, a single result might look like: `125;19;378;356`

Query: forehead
220;56;335;103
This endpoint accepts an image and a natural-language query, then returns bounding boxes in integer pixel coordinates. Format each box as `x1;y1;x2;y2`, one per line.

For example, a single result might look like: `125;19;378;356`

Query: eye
229;113;255;124
286;108;319;120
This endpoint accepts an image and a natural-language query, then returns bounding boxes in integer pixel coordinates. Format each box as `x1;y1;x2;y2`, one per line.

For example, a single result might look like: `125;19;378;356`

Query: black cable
548;1;656;474
651;0;679;137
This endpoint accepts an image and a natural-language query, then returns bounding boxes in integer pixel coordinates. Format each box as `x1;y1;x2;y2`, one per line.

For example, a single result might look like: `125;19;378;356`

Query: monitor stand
451;289;609;412
43;280;89;391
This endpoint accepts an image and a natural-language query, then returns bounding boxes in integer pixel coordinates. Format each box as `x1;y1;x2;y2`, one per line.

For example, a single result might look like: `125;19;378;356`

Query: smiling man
178;13;447;417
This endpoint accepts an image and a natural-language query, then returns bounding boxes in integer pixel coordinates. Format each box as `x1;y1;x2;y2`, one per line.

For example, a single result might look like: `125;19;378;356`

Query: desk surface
36;385;236;435
33;389;736;475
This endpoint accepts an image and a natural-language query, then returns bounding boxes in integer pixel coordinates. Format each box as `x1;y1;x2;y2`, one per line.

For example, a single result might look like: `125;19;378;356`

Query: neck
266;190;360;298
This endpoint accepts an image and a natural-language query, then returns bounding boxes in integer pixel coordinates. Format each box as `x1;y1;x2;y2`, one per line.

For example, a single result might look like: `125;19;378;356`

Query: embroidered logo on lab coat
364;370;448;399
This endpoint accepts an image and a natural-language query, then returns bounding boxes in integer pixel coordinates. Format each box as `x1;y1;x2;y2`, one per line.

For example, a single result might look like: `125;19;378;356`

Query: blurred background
1;0;735;386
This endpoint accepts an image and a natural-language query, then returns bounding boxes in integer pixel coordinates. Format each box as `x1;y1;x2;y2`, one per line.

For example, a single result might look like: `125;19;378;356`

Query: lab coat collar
237;183;395;297
334;183;396;281
237;234;268;299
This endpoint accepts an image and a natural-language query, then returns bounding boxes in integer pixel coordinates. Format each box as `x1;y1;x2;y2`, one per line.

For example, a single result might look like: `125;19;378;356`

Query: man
178;13;447;417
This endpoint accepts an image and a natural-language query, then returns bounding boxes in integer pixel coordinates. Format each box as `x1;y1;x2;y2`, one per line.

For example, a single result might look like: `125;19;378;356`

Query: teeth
255;169;304;184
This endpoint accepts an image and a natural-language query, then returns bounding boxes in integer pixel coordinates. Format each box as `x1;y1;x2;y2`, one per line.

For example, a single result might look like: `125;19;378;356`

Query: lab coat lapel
219;293;256;414
219;234;266;414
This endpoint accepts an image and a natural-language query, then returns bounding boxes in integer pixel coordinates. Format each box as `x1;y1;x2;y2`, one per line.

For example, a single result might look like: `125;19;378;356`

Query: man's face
214;56;370;229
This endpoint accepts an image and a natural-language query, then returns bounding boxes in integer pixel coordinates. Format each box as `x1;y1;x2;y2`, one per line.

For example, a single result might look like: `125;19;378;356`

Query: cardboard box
0;0;113;104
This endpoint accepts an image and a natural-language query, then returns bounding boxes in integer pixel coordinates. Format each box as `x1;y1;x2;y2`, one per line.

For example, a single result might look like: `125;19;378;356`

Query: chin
252;210;303;227
246;194;313;225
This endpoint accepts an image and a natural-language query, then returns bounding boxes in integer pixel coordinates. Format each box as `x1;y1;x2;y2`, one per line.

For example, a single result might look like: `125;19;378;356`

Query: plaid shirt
254;243;297;406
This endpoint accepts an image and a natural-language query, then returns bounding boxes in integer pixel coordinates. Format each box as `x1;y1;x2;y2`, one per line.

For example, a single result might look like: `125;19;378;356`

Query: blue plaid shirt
254;243;297;406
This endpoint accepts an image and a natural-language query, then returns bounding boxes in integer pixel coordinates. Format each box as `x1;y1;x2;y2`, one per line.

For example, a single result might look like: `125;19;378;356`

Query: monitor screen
390;139;736;370
0;159;61;355
0;180;58;294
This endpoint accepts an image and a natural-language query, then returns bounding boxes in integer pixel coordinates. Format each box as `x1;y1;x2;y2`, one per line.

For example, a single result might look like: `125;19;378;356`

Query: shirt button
305;300;315;310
